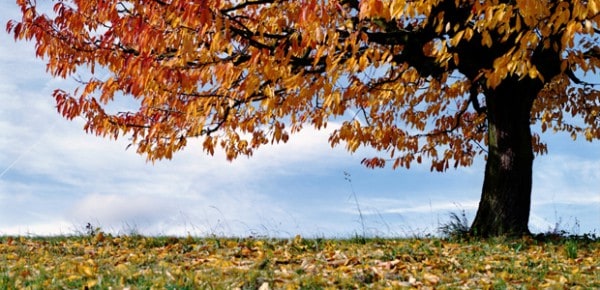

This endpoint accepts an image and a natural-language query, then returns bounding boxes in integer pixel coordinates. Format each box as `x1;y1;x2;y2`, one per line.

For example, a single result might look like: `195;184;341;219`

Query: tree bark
470;78;542;237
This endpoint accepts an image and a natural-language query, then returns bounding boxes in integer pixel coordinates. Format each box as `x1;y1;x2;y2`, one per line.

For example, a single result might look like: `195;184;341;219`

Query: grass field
0;233;598;289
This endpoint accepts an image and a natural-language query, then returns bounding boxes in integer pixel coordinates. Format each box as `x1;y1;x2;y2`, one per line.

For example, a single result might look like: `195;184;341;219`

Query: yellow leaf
114;264;129;273
390;0;406;18
423;272;440;284
528;66;538;79
481;31;492;48
515;13;521;31
313;46;326;67
585;128;594;141
358;54;368;71
589;0;600;15
81;266;94;276
463;27;473;41
450;30;464;47
86;279;98;288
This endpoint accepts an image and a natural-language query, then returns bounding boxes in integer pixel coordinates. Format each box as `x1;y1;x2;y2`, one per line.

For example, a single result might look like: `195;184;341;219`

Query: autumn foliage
1;235;599;288
7;0;600;236
7;0;600;166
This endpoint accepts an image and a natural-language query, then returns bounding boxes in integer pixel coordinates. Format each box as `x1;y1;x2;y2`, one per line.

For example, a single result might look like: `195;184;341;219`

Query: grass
0;233;598;289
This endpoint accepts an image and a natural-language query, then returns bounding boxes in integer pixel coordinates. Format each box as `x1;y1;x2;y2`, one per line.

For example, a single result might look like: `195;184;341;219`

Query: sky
0;3;598;238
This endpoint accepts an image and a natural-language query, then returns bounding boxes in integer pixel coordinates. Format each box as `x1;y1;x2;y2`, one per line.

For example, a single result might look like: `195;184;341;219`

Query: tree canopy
8;0;600;236
7;0;600;164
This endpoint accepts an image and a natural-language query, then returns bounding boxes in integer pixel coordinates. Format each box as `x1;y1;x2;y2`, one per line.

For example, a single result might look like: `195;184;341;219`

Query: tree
7;0;600;236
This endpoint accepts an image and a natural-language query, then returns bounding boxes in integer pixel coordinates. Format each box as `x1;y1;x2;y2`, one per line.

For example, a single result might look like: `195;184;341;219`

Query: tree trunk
470;78;542;237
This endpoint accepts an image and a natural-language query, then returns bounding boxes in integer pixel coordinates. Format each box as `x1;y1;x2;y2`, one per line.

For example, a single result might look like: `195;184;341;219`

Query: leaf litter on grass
0;234;598;289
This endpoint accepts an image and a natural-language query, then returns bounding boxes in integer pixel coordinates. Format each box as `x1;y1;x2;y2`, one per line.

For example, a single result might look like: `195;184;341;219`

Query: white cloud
0;221;74;237
367;199;479;215
68;193;177;225
534;154;600;202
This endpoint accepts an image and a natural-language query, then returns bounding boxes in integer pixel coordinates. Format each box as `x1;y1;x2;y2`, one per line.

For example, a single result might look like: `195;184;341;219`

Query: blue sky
0;3;598;237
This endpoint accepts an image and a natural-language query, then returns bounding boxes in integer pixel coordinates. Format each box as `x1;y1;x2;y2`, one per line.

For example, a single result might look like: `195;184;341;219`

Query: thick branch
220;0;279;13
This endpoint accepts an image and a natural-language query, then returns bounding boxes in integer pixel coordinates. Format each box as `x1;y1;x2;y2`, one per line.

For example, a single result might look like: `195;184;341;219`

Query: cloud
534;154;600;202
67;193;180;232
0;221;74;237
